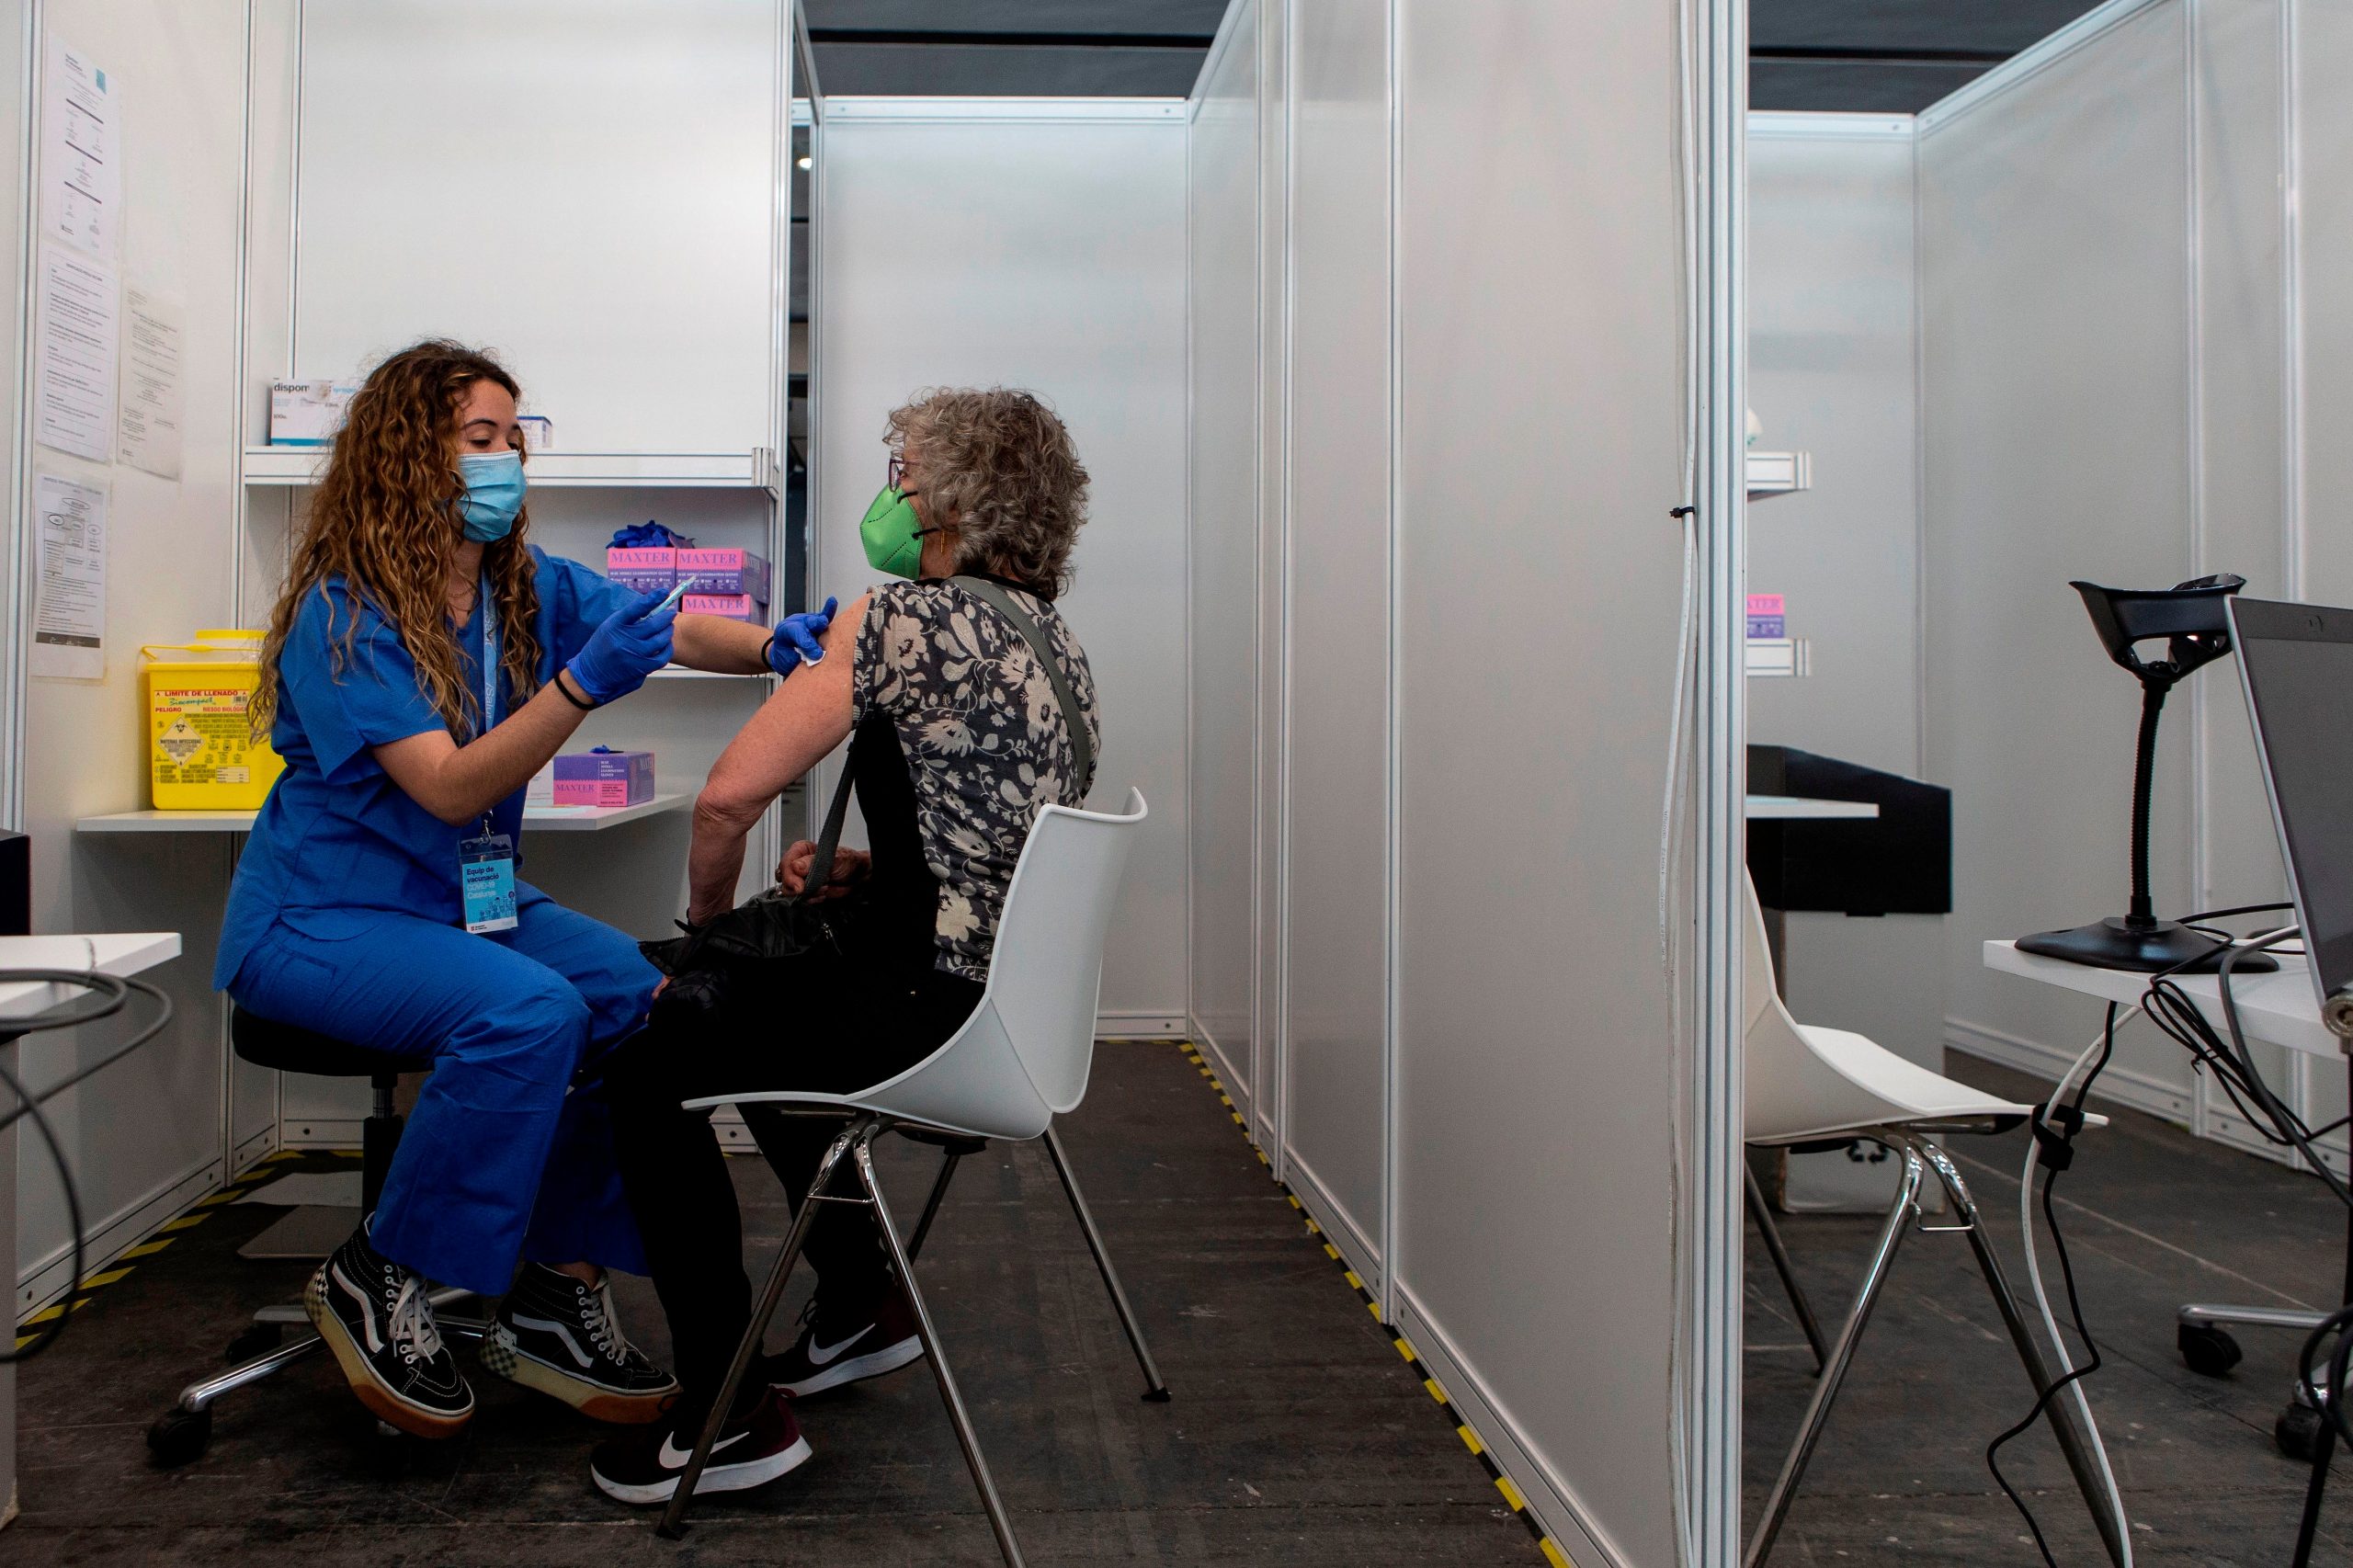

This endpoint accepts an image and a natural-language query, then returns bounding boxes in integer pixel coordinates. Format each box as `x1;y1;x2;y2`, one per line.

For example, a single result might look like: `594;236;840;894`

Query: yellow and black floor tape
15;1147;361;1351
1108;1038;1574;1568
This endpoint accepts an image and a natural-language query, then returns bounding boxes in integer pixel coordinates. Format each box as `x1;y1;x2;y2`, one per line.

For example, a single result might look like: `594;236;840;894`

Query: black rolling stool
147;1008;492;1466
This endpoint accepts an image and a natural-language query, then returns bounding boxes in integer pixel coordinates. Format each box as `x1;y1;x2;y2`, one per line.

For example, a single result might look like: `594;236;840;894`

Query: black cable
1985;1001;2120;1568
0;970;173;1361
0;1051;85;1364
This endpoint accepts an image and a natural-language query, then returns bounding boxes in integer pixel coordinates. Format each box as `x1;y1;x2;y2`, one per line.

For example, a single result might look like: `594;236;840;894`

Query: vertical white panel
291;0;776;452
1253;0;1287;1159
1921;2;2200;1101
1393;2;1685;1561
18;0;250;1300
816;108;1189;1022
1281;0;1389;1267
1189;25;1260;1089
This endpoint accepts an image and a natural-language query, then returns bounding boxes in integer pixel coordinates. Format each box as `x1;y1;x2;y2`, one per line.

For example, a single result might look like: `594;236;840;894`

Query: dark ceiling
803;2;2112;116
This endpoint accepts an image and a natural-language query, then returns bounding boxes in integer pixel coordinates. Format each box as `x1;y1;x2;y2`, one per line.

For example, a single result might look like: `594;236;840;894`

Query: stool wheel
2177;1322;2243;1379
2276;1396;2326;1463
146;1405;212;1468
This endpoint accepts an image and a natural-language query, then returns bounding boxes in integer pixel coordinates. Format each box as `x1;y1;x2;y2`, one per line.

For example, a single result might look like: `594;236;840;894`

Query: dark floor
0;1040;1540;1566
1745;1052;2351;1565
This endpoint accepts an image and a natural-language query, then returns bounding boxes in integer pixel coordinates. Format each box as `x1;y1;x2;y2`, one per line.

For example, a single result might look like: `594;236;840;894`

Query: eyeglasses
887;455;914;493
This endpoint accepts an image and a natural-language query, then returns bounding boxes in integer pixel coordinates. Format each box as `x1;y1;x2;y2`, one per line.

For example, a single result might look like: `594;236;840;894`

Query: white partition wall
15;1;255;1312
814;99;1189;1027
1188;18;1259;1092
1188;2;1708;1561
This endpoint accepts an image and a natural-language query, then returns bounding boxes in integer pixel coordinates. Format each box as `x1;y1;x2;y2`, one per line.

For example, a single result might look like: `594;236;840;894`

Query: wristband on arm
554;667;598;710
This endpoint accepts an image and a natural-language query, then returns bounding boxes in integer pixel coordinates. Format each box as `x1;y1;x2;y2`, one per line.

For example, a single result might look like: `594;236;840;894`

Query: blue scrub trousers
228;883;656;1295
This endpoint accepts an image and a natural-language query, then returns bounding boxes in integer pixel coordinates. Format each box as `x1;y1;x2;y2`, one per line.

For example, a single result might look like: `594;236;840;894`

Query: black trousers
600;934;983;1410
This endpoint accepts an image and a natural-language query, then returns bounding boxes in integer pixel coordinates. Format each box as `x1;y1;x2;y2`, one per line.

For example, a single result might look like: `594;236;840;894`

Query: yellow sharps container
142;630;285;809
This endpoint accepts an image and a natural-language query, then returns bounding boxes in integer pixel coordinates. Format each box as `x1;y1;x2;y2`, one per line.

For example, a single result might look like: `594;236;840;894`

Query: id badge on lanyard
458;573;518;935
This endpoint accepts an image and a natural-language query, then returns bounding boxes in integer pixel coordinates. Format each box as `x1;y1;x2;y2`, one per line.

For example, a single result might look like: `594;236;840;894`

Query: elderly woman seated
588;387;1100;1505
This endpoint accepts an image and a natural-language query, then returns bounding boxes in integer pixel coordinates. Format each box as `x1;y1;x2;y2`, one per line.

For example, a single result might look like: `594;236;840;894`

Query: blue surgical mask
456;449;526;541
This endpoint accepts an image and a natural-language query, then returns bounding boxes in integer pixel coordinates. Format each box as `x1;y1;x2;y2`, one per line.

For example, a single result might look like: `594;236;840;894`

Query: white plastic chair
657;790;1153;1564
1739;875;2123;1568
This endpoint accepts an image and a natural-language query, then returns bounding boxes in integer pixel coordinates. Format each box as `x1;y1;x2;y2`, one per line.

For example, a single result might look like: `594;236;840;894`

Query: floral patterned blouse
852;576;1101;981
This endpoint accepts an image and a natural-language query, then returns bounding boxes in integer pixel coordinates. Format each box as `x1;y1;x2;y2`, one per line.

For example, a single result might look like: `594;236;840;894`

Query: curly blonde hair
885;387;1089;597
252;341;542;742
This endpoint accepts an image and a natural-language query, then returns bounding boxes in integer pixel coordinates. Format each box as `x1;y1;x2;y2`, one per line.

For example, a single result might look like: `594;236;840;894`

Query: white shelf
1746;450;1812;499
1745;794;1878;820
77;791;693;835
243;448;779;495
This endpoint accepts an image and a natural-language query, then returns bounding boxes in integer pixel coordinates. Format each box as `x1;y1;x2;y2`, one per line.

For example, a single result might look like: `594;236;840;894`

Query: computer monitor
2228;597;2353;1011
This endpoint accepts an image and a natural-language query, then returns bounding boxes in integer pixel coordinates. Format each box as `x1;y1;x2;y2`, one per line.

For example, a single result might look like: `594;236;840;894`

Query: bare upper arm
699;592;869;819
372;729;469;824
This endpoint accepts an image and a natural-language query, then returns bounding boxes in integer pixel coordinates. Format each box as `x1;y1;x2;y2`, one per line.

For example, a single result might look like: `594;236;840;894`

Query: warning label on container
150;685;268;790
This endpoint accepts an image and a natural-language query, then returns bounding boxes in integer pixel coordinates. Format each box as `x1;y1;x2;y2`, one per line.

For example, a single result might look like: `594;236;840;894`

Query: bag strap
801;746;858;897
953;575;1094;798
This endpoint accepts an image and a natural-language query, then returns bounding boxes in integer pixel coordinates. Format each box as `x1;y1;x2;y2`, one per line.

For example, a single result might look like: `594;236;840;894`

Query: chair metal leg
1906;1137;2127;1568
1745;1161;1829;1374
1746;1143;1926;1568
858;1136;1029;1568
659;1118;870;1540
1042;1124;1169;1401
906;1149;964;1261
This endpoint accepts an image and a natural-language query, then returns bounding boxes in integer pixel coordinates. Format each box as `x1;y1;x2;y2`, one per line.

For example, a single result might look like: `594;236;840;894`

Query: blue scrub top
214;548;635;990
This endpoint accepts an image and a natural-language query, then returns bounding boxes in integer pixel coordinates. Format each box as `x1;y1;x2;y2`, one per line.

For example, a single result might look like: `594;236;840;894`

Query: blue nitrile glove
765;597;838;677
566;589;678;704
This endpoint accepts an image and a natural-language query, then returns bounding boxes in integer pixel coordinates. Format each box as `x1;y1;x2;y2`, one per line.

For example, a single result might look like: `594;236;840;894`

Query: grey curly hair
885;387;1089;598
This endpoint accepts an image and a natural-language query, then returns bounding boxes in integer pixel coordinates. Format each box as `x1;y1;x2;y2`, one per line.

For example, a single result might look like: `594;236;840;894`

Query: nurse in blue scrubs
215;340;831;1440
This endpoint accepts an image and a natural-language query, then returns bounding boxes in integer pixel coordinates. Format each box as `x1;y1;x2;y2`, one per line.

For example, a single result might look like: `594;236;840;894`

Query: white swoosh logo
807;1324;874;1367
659;1429;747;1470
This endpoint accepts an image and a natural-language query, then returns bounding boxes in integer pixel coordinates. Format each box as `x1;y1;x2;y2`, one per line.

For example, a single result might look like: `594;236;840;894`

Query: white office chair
1740;876;2125;1568
656;790;1153;1565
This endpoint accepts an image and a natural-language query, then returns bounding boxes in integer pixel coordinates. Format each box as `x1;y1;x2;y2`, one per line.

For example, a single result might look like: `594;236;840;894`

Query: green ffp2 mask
860;484;926;578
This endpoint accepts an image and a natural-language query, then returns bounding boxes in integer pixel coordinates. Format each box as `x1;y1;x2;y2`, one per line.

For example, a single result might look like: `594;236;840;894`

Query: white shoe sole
776;1334;925;1397
482;1325;676;1425
592;1431;813;1506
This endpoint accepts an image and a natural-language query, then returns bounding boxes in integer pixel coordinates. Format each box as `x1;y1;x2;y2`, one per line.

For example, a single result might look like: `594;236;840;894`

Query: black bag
638;746;863;981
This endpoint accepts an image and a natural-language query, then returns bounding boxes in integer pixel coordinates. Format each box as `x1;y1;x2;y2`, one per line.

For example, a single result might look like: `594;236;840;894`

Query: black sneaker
589;1385;812;1506
483;1263;678;1425
761;1288;924;1398
305;1225;473;1438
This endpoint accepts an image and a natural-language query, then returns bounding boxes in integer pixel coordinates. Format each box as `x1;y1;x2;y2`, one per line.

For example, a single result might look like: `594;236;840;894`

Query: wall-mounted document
41;40;118;259
34;246;119;462
31;473;107;680
118;289;183;479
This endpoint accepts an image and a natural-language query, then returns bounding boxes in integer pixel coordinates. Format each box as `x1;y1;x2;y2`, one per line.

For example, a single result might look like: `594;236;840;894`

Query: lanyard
477;572;498;732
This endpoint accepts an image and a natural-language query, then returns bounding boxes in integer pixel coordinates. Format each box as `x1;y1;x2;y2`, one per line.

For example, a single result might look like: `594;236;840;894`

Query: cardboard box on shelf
268;381;359;446
551;748;654;808
676;547;770;603
680;592;767;624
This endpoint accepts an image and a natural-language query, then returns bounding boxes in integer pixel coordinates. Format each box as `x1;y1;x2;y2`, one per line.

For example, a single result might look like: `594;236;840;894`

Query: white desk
1747;795;1879;821
0;933;183;1019
1983;938;2342;1060
0;930;180;1529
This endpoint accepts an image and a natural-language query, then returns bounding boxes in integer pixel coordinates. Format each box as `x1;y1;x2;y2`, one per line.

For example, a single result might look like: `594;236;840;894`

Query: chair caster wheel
2277;1397;2326;1463
2177;1322;2243;1378
225;1322;284;1362
146;1405;212;1467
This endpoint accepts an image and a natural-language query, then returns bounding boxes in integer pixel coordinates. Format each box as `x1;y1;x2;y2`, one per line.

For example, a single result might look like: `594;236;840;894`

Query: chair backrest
1742;871;1918;1142
982;788;1148;1114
